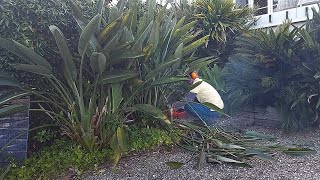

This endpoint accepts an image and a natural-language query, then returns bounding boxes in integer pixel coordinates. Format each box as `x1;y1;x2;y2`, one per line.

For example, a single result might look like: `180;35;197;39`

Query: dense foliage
0;0;80;88
223;6;320;131
3;127;173;179
193;0;253;62
0;0;212;167
3;0;320;179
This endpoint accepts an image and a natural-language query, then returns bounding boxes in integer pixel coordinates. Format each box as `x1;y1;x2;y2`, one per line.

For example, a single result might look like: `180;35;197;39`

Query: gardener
184;71;224;126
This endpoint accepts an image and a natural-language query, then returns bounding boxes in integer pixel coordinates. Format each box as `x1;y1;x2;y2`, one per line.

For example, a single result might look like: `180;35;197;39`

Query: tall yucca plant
223;23;303;112
68;0;213;112
226;19;320;131
194;0;253;43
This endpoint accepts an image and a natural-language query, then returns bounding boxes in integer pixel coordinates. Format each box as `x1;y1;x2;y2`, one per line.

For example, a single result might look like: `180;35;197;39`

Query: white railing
251;2;320;29
232;0;320;28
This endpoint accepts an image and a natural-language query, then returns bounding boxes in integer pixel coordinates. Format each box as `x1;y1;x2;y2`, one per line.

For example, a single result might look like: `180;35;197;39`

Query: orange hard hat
190;72;198;79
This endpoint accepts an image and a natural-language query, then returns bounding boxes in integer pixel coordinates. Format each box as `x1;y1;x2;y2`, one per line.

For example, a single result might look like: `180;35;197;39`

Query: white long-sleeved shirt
190;78;224;109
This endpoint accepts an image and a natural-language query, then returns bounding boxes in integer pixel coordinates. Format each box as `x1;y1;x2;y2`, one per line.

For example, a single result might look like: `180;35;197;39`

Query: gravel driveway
83;113;320;180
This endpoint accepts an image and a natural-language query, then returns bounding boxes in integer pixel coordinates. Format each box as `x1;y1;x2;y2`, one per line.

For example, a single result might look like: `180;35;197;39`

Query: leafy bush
3;140;112;179
192;0;253;62
3;127;175;179
199;64;226;92
0;0;212;165
127;127;175;151
0;0;97;151
223;6;320;131
194;0;253;43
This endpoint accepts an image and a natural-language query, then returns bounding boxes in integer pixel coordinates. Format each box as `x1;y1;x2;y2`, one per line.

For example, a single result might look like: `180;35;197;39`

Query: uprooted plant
165;119;317;169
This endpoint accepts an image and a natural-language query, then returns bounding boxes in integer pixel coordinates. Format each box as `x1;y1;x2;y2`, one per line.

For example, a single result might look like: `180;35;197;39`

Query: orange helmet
190;72;198;80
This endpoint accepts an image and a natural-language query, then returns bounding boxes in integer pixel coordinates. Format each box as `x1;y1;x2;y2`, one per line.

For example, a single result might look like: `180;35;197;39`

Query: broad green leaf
156;2;168;23
244;131;276;140
251;152;274;160
79;14;101;56
99;17;121;43
102;29;123;54
109;50;144;65
182;35;209;56
188;81;202;91
151;76;188;86
110;129;122;165
120;27;134;43
0;90;29;105
133;20;154;50
174;43;183;59
12;64;52;76
49;25;77;80
0;37;52;70
212;138;223;148
223;144;246;150
202;102;230;117
101;70;138;83
173;43;183;69
147;22;160;50
120;10;131;29
165;161;184;169
68;0;88;25
185;56;216;63
207;157;222;164
0;72;21;88
173;20;197;38
197;151;206;170
116;126;126;150
90;52;106;74
145;58;180;79
96;0;105;14
283;148;317;156
0;104;28;118
127;78;143;86
133;104;171;124
173;16;186;32
111;83;123;111
215;155;252;168
99;11;130;43
147;0;156;22
188;60;216;72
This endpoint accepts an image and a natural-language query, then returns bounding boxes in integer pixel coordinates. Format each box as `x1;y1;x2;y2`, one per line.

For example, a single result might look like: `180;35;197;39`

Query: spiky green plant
194;0;253;43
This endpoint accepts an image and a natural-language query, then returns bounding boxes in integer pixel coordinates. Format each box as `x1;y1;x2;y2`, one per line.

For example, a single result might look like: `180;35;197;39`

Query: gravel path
83;112;320;180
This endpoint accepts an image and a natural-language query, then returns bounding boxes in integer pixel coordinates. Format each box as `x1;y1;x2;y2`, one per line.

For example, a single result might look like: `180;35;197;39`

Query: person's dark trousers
184;102;220;126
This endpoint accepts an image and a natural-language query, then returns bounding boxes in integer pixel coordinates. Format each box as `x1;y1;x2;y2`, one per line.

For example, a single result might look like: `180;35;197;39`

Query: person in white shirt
184;71;224;125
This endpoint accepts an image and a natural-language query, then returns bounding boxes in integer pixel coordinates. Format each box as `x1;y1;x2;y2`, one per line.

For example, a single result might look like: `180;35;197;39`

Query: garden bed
83;113;320;180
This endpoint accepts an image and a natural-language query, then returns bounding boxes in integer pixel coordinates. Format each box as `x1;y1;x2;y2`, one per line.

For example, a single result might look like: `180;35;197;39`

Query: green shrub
192;0;253;63
3;140;112;179
3;127;175;179
127;127;175;151
223;7;320;131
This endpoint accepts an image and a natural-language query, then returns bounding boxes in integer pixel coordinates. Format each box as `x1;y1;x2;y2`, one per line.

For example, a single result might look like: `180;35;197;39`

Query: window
254;0;268;15
235;0;248;6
